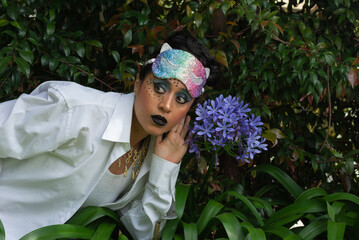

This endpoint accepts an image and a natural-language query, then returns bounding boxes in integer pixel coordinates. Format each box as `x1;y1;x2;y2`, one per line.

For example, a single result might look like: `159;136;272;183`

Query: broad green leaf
327;202;336;221
248;196;274;217
217;213;244;240
14;57;30;77
298;220;327;240
283;235;303;240
90;222;116;240
196;199;223;234
162;219;179;240
0;56;11;73
266;199;326;225
19;224;94;240
62;44;70;57
296;188;327;202
118;233;129;240
27;38;39;47
324;52;335;66
66;206;120;226
216;191;264;226
328;220;346;240
123;29;132;47
0;219;4;240
240;222;265;240
18;49;34;64
254;164;303;198
175;183;191;220
263;225;295;239
2;0;7;7
215;50;228;68
182;222;197;240
85;40;103;48
325;192;359;206
10;21;20;29
111;50;121;63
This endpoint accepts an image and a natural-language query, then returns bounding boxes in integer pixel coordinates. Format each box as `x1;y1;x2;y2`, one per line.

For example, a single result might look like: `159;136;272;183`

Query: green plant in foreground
162;164;359;240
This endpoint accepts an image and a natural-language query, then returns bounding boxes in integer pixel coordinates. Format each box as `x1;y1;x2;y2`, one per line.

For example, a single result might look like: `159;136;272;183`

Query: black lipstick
151;115;167;126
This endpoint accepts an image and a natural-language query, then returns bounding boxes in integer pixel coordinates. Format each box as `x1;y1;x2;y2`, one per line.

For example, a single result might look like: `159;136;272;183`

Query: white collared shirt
0;81;180;240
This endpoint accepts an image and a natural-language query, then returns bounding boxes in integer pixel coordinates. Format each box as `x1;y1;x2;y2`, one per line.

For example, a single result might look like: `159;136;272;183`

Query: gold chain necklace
119;137;150;179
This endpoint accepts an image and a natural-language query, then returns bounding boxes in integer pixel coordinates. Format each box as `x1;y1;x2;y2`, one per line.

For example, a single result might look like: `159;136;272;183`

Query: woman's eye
154;84;165;94
176;95;187;104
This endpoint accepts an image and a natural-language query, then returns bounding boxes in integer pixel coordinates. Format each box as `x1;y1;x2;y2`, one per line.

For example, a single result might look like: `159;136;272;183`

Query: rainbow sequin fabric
152;49;207;98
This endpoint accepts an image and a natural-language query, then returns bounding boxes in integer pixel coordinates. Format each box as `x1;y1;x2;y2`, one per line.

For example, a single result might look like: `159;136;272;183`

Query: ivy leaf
14;57;30;77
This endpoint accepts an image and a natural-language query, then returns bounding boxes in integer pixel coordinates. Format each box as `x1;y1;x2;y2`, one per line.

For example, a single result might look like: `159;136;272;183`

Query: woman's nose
158;95;173;113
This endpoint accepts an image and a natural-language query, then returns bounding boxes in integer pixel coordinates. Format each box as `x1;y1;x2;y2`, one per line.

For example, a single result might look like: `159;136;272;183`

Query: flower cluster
189;95;267;165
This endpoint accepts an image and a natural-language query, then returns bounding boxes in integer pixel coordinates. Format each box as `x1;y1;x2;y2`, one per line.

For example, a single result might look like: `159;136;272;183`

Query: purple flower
189;95;268;165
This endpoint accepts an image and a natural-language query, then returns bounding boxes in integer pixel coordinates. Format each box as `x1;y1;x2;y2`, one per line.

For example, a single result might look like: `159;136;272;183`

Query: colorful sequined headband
147;43;210;98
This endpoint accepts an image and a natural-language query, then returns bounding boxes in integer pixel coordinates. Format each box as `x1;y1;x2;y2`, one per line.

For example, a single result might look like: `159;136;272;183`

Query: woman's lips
151;115;167;126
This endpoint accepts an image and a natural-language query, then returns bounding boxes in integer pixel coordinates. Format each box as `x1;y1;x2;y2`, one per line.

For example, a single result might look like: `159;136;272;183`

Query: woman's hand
153;116;191;164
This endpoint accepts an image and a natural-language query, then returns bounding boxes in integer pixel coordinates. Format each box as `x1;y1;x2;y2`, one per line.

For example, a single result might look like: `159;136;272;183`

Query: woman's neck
130;109;149;147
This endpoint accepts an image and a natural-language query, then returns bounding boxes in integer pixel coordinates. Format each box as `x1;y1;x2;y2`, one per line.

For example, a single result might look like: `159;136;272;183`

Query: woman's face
133;73;194;136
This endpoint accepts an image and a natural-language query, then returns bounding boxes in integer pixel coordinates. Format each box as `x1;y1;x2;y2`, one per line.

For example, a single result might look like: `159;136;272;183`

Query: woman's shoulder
34;81;128;109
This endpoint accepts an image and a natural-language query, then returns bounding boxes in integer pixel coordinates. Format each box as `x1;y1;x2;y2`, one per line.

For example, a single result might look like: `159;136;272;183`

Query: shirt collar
102;92;134;143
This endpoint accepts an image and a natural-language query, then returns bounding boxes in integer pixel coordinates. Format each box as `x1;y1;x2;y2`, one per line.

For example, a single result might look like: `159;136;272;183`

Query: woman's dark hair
139;31;219;87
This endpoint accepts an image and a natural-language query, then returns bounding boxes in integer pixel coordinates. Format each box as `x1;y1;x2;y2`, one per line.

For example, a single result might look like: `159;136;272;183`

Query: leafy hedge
1;0;359;239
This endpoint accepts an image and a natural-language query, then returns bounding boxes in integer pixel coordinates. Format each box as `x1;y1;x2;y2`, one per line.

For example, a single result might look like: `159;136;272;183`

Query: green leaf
0;56;12;73
162;219;179;240
216;191;264;226
263;225;295;239
327;202;336;221
324;52;335;66
49;9;55;22
325;192;359;206
85;40;103;48
175;183;191;220
328;220;346;240
111;50;121;63
0;219;4;240
46;22;55;35
49;58;59;71
0;19;9;27
193;13;203;27
266;199;326;225
19;224;94;240
18;49;34;64
2;0;7;7
14;57;30;77
66;206;120;226
217;213;244;240
298;220;327;240
296;188;327;202
254;164;303;198
182;222;197;240
75;43;85;58
123;29;132;47
240;222;266;240
10;21;20;29
41;55;50;66
7;5;18;20
196;199;223;234
90;222;116;240
346;9;355;23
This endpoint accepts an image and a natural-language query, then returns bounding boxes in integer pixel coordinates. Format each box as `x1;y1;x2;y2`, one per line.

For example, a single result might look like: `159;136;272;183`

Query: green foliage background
0;0;359;239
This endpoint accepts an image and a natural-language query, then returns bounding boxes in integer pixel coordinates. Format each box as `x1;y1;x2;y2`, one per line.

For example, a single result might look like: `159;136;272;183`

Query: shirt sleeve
0;82;69;159
119;154;181;240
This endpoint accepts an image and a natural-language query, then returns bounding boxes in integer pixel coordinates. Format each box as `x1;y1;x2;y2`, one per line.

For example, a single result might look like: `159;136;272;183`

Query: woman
0;31;218;240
